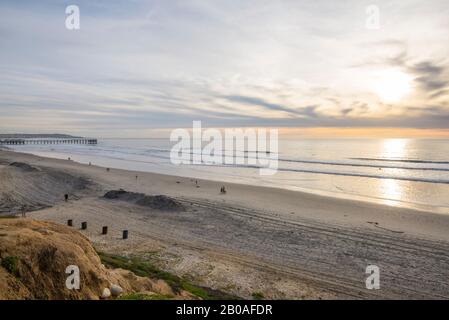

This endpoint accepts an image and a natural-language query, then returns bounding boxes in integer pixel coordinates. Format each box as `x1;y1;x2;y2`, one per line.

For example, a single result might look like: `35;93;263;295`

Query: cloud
369;47;449;100
222;95;309;117
0;0;448;135
351;40;449;110
429;89;449;99
408;61;449;94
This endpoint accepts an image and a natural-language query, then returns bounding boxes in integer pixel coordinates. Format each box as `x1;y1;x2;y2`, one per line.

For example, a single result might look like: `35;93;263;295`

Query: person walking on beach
21;205;27;218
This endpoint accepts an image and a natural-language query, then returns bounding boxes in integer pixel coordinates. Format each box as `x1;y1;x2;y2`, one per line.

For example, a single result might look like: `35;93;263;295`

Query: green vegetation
118;293;173;300
1;256;20;276
251;292;265;300
98;252;239;300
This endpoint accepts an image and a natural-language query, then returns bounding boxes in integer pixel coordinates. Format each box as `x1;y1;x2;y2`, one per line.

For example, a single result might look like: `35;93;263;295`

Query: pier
0;138;97;145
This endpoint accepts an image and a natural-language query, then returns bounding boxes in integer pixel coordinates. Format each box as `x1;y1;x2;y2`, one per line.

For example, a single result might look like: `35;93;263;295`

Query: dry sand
1;149;449;299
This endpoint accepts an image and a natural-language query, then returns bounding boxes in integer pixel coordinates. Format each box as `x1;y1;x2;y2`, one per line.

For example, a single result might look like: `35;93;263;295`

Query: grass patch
251;292;265;300
1;256;20;276
0;215;17;219
118;293;173;300
98;252;240;300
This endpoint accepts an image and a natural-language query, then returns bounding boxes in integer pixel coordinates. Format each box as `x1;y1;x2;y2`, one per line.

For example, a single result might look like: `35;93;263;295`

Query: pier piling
0;138;97;145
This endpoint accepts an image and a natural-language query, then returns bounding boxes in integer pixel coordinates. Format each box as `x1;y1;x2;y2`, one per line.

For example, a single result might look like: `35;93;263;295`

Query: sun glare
372;69;412;103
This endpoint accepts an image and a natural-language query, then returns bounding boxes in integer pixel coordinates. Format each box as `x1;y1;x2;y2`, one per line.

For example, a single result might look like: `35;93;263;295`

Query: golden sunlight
372;69;413;103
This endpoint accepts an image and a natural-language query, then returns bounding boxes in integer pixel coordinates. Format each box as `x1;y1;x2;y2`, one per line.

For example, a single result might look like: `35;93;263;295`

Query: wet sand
1;149;449;299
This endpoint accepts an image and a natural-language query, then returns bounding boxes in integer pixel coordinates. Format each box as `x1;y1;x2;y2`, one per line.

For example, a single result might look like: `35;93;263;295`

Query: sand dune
0;218;196;300
0;160;91;215
103;189;185;211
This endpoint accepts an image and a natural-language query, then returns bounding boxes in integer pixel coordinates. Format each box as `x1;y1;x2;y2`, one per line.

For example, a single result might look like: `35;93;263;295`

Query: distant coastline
0;133;82;139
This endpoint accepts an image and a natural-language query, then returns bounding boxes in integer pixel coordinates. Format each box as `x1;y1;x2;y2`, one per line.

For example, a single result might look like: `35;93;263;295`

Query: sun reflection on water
378;139;409;206
382;139;408;159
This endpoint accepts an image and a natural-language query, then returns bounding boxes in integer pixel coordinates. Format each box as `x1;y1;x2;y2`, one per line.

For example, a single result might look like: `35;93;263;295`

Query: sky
0;0;448;137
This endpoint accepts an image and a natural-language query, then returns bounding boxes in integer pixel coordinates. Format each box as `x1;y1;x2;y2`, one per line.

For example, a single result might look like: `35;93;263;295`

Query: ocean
7;138;449;214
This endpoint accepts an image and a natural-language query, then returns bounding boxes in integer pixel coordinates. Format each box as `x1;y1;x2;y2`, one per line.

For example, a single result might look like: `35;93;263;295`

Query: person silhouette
21;205;27;218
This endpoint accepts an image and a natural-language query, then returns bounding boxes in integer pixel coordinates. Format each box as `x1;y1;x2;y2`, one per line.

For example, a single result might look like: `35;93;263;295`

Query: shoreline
6;147;449;215
2;149;449;299
3;148;449;238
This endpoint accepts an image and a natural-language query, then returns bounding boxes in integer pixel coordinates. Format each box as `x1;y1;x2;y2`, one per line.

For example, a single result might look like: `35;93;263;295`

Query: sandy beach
1;148;449;299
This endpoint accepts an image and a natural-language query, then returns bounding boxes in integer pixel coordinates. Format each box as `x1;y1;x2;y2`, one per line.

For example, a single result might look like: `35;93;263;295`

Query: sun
372;69;412;103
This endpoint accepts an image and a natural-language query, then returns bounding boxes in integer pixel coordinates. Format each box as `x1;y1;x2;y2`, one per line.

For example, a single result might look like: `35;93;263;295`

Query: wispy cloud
0;0;448;136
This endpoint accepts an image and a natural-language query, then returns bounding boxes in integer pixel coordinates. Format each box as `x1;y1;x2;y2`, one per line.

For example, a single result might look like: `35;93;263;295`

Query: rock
110;284;123;297
101;288;111;299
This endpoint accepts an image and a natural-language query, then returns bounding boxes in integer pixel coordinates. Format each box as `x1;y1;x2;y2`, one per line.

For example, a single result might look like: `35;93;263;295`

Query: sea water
8;138;449;214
